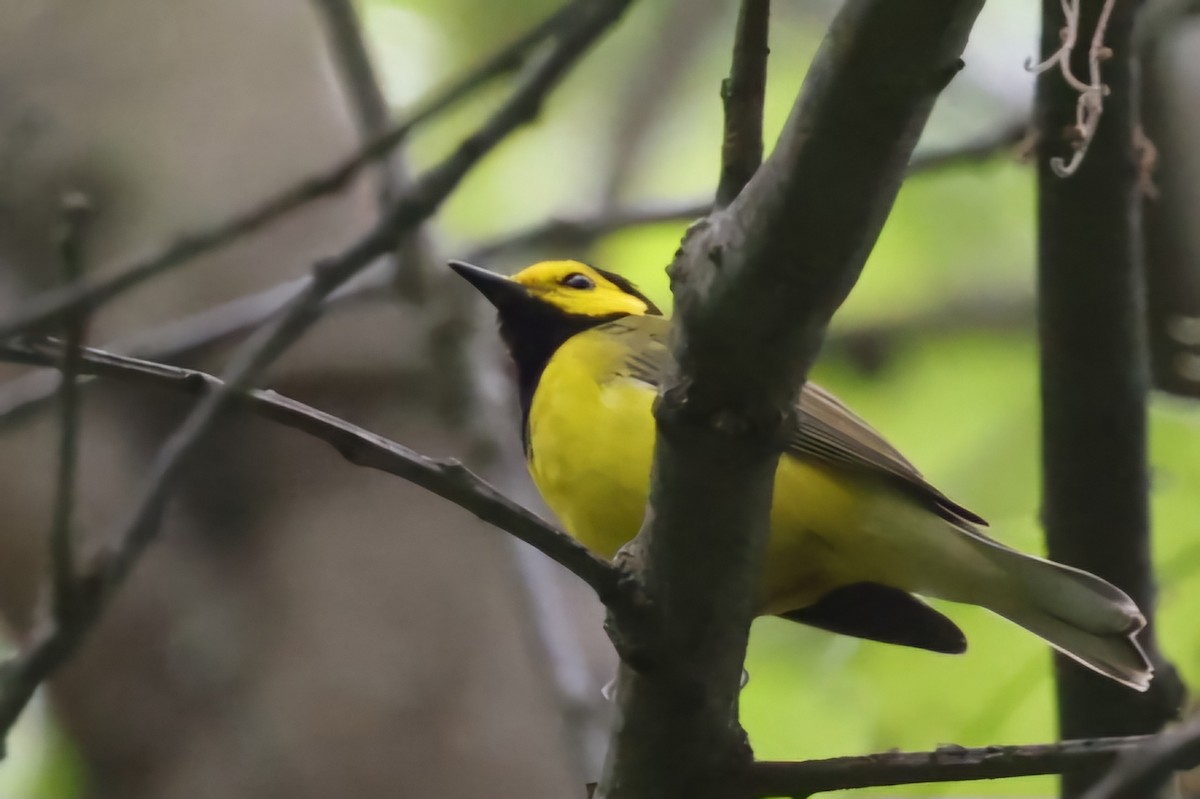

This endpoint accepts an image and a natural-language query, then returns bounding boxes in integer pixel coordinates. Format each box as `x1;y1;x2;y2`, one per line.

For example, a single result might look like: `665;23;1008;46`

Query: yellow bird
450;258;1152;690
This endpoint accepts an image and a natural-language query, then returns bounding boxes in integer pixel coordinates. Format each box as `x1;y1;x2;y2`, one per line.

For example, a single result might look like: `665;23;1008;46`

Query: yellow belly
527;334;894;614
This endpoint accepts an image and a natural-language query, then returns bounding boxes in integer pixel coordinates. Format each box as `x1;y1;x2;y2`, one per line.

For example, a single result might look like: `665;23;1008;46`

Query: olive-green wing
793;383;987;526
604;315;986;528
603;315;675;385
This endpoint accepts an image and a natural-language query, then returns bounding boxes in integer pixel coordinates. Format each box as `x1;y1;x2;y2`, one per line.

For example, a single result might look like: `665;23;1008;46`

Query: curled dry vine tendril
1025;0;1117;177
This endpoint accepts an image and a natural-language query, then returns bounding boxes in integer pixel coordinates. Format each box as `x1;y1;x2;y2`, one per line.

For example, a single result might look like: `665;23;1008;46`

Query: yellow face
511;260;661;318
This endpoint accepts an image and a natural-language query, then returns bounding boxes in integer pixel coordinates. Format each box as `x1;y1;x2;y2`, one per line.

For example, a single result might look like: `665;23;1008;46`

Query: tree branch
905;116;1029;174
0;0;582;342
1;340;625;603
596;2;985;798
467;198;714;262
310;0;438;300
1035;0;1185;794
312;0;404;206
49;193;92;622
0;114;1029;429
748;735;1200;798
1082;718;1200;799
715;0;770;207
0;0;636;751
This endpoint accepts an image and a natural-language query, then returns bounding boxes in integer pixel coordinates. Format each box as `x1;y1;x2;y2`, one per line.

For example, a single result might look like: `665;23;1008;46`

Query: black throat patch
495;302;625;455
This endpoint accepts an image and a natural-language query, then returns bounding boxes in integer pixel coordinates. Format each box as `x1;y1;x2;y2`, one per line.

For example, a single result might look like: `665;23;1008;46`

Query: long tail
956;530;1153;691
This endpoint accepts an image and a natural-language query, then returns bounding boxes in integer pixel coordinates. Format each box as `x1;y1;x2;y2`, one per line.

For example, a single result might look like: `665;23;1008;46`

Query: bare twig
0;109;1033;432
312;0;405;206
467;198;714;262
905;117;1029;174
1;340;626;603
715;0;770;207
0;105;1029;429
311;0;437;299
1026;0;1119;177
49;193;92;621
0;0;636;750
1083;718;1200;799
748;735;1200;798
599;0;726;206
0;0;579;342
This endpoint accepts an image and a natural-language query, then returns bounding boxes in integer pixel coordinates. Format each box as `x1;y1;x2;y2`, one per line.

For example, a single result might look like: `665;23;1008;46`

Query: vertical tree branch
1035;0;1186;795
716;0;770;208
596;2;984;798
49;193;92;621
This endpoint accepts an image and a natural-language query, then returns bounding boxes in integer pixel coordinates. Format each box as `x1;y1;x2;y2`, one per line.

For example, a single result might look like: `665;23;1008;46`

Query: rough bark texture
1035;0;1187;796
596;2;986;798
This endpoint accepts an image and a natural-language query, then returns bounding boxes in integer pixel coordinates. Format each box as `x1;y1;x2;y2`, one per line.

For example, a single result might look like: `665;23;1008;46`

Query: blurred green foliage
368;0;1198;795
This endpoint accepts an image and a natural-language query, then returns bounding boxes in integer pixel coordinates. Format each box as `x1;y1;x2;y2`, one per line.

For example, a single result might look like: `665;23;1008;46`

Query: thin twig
3;339;625;602
0;0;636;751
311;0;437;299
715;0;770;207
467;198;714;262
1082;718;1200;799
0;108;1032;427
599;0;726;206
0;0;577;342
49;193;92;621
312;0;406;207
747;735;1200;797
905;117;1029;174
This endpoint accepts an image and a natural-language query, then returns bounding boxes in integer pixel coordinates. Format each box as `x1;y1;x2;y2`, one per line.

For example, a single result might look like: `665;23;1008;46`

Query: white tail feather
962;531;1152;691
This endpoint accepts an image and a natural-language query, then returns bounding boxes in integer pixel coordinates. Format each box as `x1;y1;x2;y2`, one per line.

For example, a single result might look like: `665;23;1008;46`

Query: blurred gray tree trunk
0;1;604;796
1141;7;1200;400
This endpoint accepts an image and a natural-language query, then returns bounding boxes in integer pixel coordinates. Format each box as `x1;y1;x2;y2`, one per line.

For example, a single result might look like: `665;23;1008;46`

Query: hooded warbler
450;258;1152;690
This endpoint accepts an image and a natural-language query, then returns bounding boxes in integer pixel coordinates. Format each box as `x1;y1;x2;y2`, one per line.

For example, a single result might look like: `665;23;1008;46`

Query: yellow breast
526;327;881;613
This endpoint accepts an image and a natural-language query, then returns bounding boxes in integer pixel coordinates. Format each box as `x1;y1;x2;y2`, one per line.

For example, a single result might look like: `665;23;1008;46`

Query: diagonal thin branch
1082;718;1200;799
0;0;578;342
715;0;770;208
467;198;714;262
747;734;1200;797
1;340;625;603
101;0;636;606
311;0;438;300
0;0;636;752
905;117;1029;174
312;0;406;207
0;114;1030;430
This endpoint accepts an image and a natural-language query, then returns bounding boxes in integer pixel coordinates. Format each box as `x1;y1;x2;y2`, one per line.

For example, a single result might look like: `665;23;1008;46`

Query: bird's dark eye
562;273;595;290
